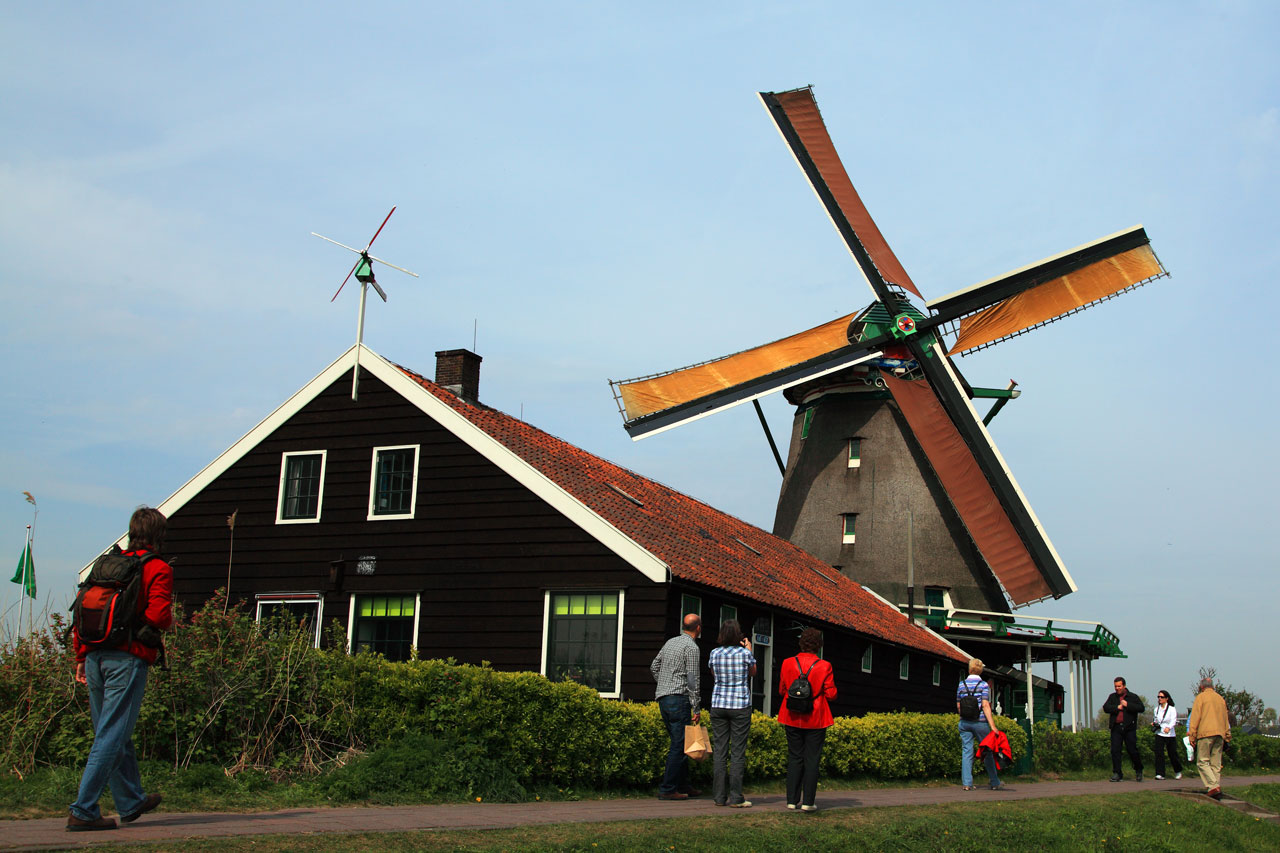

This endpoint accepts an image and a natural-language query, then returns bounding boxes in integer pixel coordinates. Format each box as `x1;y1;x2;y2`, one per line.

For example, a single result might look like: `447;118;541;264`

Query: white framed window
368;445;420;520
862;645;873;673
346;593;420;661
680;593;702;618
276;450;327;523
932;661;941;687
255;592;324;648
540;590;625;698
899;654;910;681
847;438;862;468
842;513;857;544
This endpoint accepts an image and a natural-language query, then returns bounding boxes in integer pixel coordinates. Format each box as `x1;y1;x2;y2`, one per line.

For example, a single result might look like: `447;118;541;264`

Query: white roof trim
85;344;670;585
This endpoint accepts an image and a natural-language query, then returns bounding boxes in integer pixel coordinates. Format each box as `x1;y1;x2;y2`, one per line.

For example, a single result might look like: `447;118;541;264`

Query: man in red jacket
67;507;174;831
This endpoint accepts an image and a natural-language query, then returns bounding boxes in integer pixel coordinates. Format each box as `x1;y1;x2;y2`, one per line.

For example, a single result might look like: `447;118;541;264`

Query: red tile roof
398;365;968;664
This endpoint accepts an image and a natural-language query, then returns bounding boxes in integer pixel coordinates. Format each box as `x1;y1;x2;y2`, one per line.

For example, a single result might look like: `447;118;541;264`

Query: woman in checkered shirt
708;619;757;807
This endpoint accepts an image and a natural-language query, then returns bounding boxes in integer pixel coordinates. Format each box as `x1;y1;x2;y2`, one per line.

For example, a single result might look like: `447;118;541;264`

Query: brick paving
4;774;1278;851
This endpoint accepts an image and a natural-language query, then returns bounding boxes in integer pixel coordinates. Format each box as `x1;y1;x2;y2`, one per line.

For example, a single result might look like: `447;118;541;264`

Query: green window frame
681;593;702;619
544;591;622;695
720;604;738;629
801;407;815;439
848;438;862;468
351;594;416;661
862;645;873;673
842;513;857;544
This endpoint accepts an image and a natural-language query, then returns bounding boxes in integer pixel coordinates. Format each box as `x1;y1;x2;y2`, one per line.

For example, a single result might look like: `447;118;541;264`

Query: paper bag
684;724;712;762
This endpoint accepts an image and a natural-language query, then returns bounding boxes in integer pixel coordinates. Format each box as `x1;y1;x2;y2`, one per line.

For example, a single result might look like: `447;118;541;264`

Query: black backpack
71;546;162;651
786;656;820;714
959;680;982;721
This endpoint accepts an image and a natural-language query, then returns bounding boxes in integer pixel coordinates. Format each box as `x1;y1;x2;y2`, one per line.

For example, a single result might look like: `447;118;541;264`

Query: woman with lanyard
1152;689;1183;780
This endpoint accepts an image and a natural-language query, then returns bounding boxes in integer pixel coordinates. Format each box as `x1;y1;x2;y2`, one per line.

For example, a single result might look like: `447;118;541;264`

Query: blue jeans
958;718;1000;787
710;706;751;804
657;694;692;794
71;651;150;821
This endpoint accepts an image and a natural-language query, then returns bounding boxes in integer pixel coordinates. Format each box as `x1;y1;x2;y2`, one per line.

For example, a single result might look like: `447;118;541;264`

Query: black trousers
785;725;826;806
1110;725;1143;775
1153;735;1183;776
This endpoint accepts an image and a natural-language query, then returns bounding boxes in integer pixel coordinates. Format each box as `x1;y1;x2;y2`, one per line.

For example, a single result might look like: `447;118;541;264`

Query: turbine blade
363;206;397;251
366;253;420;277
760;87;923;302
311;233;363;254
331;259;361;302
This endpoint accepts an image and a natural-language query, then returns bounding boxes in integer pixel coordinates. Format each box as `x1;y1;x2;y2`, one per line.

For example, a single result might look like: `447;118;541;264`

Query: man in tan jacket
1186;678;1232;799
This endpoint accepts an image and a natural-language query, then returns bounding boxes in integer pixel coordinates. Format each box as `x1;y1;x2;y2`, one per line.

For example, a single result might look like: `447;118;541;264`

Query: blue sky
2;2;1276;716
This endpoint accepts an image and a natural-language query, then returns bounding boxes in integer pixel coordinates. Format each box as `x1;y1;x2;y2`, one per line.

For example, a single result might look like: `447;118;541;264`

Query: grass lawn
53;788;1280;853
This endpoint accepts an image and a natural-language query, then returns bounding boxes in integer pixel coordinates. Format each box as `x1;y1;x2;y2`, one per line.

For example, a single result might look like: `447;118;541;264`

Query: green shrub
319;734;527;803
823;712;1024;779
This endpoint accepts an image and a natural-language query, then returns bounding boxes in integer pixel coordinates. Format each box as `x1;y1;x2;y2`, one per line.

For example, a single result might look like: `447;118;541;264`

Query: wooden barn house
101;344;971;716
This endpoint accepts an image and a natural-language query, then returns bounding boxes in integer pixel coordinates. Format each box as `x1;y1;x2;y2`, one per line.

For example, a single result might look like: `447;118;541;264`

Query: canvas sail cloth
942;243;1164;354
881;370;1060;606
617;313;857;422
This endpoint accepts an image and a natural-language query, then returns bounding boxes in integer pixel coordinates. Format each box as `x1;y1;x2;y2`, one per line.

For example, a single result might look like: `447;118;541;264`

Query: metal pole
1026;643;1034;729
752;400;785;475
1068;647;1078;733
906;510;915;624
352;281;368;400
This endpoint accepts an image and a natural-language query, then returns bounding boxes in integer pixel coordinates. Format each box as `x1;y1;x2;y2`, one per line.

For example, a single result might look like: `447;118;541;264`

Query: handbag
684;724;712;762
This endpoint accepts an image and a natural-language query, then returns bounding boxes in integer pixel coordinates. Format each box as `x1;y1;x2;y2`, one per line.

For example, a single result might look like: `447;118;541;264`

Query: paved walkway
4;775;1278;851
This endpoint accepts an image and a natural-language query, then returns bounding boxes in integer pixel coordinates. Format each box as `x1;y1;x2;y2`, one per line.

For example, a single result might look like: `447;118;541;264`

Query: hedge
1032;720;1280;773
2;594;1027;788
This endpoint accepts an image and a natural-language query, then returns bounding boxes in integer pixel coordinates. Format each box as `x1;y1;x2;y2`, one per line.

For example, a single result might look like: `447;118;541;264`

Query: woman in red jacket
777;627;837;811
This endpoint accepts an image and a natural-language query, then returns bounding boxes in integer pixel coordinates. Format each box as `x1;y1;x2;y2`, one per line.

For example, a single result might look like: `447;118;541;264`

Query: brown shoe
67;813;118;831
1207;787;1223;800
680;787;703;798
657;791;689;800
121;793;162;823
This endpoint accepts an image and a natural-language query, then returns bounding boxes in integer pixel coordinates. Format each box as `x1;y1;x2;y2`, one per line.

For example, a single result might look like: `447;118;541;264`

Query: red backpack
71;547;160;650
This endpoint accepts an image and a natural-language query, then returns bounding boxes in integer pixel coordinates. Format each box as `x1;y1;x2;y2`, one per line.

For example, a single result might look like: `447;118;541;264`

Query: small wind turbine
312;207;419;399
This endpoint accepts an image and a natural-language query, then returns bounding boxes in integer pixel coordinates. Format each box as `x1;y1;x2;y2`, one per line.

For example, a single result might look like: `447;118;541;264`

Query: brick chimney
434;349;482;402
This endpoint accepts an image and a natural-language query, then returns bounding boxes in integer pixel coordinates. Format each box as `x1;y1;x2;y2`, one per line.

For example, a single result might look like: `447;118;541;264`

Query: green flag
10;542;35;599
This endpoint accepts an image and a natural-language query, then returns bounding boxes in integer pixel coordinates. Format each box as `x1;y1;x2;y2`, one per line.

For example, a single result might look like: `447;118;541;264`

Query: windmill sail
881;349;1076;606
613;313;881;438
929;226;1167;354
760;87;923;302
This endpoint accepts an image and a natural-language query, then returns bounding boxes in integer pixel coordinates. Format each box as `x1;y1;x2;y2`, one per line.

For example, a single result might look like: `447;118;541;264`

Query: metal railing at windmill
312;207;419;400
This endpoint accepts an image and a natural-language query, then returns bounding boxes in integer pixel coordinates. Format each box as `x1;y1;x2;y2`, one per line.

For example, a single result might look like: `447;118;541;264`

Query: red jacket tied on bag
777;652;837;728
73;550;174;665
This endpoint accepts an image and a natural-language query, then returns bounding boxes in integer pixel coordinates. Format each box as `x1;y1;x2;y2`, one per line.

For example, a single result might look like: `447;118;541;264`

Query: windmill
609;87;1168;614
312;206;420;399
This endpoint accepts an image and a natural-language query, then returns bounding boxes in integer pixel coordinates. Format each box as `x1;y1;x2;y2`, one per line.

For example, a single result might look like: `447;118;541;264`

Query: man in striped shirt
651;613;702;800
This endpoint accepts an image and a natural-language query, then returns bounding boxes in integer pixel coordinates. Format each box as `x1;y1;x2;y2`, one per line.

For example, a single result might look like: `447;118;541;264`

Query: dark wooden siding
164;367;668;702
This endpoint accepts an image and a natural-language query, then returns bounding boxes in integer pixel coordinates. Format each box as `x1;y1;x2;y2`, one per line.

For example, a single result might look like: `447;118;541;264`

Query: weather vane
312;207;419;399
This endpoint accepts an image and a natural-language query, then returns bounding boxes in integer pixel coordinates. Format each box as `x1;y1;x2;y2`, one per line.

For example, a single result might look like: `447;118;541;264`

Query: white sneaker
786;804;797;810
729;800;752;808
1175;773;1182;780
800;804;818;812
1154;774;1165;780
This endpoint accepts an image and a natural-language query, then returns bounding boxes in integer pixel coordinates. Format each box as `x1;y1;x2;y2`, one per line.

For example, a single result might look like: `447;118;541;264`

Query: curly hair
798;627;823;653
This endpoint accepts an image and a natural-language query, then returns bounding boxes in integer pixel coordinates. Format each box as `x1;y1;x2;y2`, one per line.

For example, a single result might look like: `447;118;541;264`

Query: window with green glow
546;591;620;693
352;594;416;661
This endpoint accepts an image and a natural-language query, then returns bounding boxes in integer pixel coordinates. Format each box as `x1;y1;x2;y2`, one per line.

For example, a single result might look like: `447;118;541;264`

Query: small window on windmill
801;408;815;439
842;513;857;544
356;555;377;576
847;438;862;469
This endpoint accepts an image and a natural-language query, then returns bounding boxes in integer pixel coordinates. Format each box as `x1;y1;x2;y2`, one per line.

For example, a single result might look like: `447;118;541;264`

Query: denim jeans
71;651;150;821
710;706;751;804
958;718;1000;787
657;694;692;794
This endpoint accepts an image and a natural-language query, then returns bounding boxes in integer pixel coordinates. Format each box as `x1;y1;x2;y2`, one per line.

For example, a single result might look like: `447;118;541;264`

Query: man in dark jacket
1102;676;1145;782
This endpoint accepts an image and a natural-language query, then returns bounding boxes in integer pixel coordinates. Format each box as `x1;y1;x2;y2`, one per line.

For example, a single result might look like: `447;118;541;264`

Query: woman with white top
1152;689;1183;780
